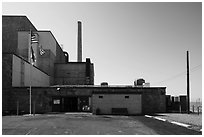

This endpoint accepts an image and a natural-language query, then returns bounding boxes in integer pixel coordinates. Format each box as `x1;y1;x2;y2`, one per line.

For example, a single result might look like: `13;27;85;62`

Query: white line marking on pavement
144;114;200;132
154;117;166;122
170;121;191;128
144;115;153;118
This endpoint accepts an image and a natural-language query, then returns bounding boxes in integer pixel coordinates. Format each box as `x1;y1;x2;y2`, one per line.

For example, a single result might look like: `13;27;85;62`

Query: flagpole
29;29;32;116
29;58;32;115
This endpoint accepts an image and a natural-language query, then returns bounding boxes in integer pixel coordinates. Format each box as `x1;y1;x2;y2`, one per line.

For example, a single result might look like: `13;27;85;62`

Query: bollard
197;106;199;115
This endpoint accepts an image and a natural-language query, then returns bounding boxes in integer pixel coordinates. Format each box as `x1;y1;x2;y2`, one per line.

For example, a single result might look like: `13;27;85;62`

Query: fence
191;105;202;115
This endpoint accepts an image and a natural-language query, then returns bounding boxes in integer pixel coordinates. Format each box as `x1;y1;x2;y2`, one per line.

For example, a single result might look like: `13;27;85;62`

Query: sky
2;2;202;102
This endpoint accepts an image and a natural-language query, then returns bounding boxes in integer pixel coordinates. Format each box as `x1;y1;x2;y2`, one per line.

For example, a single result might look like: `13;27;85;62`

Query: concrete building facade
2;15;166;115
12;54;50;87
2;15;94;114
92;93;142;115
7;86;166;115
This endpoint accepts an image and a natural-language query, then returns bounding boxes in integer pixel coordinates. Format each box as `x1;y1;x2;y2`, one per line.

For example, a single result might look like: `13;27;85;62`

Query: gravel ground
154;113;202;131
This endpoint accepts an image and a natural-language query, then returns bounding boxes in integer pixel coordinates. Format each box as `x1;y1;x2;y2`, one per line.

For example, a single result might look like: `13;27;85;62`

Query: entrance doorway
52;96;91;112
63;97;78;112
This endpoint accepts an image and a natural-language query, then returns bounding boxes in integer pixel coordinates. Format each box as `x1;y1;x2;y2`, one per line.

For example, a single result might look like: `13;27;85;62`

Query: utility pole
187;51;190;114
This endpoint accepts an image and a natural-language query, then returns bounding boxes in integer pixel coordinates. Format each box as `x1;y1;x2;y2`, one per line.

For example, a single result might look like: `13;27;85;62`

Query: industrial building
2;15;166;115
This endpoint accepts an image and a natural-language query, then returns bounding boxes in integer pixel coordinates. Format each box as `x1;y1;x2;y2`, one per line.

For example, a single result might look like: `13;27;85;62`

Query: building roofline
2;15;64;54
55;62;94;65
55;62;86;64
50;85;166;89
11;85;166;90
37;30;64;52
2;15;27;17
10;85;166;89
2;15;38;31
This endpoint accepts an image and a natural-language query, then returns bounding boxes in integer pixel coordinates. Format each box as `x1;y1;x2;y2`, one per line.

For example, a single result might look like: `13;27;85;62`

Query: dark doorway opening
52;96;91;112
63;97;78;112
78;96;90;112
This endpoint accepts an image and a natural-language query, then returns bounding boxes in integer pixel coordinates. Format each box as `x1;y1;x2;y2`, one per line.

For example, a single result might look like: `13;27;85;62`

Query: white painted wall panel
12;55;21;86
12;55;50;87
92;94;142;115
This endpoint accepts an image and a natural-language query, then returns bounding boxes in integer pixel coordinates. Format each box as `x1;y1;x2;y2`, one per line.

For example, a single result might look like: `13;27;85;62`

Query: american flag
30;31;45;55
31;31;39;44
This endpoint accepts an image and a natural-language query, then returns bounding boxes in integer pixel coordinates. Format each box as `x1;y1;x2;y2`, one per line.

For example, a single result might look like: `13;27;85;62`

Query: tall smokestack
77;21;82;62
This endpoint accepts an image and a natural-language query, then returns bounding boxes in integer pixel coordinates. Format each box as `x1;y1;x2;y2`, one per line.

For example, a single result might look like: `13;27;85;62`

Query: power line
152;64;201;85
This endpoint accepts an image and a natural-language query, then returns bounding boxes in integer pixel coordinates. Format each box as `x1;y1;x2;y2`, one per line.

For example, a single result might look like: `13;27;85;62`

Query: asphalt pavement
2;113;202;135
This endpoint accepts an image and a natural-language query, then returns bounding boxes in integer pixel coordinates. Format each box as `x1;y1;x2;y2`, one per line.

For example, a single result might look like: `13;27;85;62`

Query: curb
23;114;41;117
144;115;202;132
154;117;167;122
170;121;191;128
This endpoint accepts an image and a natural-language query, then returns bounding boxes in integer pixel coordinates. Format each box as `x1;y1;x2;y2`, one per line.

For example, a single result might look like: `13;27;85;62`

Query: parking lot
2;113;201;135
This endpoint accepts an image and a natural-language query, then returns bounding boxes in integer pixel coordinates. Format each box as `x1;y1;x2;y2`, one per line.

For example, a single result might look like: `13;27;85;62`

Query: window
125;96;129;99
53;99;60;104
99;96;103;99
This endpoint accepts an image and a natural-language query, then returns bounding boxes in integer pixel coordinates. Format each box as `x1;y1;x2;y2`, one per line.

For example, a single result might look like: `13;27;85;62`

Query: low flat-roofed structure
5;85;166;115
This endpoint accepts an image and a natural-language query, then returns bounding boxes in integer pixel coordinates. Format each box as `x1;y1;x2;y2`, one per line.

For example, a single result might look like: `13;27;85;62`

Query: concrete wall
2;54;13;89
18;31;29;60
12;54;50;87
17;31;66;78
8;87;93;114
54;60;94;85
54;63;87;85
37;31;56;56
142;88;166;114
2;54;13;113
2;16;37;54
3;86;166;115
38;49;55;77
7;88;52;114
38;31;66;64
17;31;54;76
56;42;66;63
92;94;142;115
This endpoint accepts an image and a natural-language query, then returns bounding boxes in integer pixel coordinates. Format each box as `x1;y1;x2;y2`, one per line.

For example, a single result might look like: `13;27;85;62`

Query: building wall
7;88;52;114
2;16;37;54
92;94;142;115
56;42;66;63
17;31;62;76
37;31;57;56
38;31;66;64
18;31;29;60
142;88;166;114
2;54;13;113
8;87;93;114
38;49;55;77
3;86;166;115
12;54;50;87
2;54;13;89
54;63;87;85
